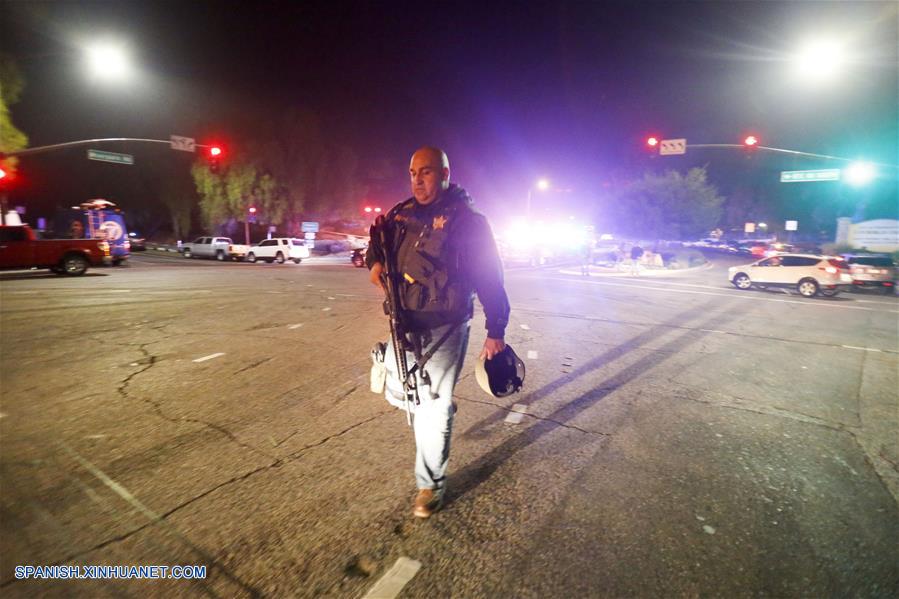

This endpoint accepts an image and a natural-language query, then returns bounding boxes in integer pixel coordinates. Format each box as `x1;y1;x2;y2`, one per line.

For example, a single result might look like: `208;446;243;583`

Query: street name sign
659;138;687;156
170;135;196;152
301;221;319;233
87;149;134;165
780;169;840;183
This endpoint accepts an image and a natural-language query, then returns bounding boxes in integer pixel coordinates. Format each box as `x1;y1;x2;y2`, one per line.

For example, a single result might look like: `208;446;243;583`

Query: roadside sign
780;169;840;183
301;221;319;233
170;135;196;152
744;222;756;233
785;220;798;231
304;232;316;240
659;138;687;156
87;149;134;165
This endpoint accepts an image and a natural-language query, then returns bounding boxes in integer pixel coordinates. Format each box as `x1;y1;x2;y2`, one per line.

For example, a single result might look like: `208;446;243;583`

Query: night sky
2;0;897;232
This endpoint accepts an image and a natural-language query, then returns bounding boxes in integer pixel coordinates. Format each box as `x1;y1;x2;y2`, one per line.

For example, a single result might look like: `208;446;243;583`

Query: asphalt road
1;251;897;598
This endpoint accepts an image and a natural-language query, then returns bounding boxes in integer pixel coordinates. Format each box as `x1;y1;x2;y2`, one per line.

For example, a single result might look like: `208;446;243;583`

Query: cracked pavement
1;253;897;597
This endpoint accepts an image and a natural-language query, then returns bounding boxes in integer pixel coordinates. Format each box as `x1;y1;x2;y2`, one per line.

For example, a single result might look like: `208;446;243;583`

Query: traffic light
0;166;6;182
248;206;257;224
646;136;659;148
743;135;759;148
208;146;223;174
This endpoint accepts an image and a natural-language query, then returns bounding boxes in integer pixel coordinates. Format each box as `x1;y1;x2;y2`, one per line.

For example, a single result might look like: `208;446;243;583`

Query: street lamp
85;41;134;82
845;162;875;186
527;178;550;219
793;39;846;83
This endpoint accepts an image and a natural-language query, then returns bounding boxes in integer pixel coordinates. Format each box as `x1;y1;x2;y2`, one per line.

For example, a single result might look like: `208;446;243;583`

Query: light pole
526;178;550;219
246;206;256;245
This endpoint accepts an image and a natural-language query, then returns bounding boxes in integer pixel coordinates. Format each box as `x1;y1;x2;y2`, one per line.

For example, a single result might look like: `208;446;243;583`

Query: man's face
409;151;449;205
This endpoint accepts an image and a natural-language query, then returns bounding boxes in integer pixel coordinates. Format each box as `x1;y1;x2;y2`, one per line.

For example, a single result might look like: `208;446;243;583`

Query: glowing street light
794;39;846;83
527;178;551;219
85;41;134;82
845;162;875;186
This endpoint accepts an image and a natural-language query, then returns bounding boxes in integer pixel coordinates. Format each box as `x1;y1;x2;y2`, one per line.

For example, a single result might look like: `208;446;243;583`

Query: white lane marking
527;350;538;359
267;291;285;294
85;434;107;439
336;293;357;297
327;296;336;300
193;352;225;363
59;441;169;525
109;289;132;293
842;345;882;352
504;404;527;424
539;276;899;314
322;307;332;312
699;329;726;334
520;324;530;330
288;323;304;329
0;412;6;419
362;557;422;599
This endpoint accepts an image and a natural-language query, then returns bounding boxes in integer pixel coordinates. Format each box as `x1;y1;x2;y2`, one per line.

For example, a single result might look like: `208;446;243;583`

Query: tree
0;53;29;175
191;158;288;234
607;167;724;240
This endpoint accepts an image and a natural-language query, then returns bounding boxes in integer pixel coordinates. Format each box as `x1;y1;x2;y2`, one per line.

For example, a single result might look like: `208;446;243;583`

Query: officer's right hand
370;262;386;292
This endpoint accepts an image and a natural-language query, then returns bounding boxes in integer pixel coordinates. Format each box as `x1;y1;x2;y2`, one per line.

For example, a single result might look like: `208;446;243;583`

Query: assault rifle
372;215;418;425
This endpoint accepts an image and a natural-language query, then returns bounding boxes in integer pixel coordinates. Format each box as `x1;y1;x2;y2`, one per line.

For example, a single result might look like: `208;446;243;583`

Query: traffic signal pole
1;137;218;158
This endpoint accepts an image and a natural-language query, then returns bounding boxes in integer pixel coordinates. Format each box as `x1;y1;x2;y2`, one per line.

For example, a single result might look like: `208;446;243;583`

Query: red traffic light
743;135;759;147
209;146;223;157
248;206;257;214
374;207;382;213
364;206;373;213
0;167;6;180
646;137;659;147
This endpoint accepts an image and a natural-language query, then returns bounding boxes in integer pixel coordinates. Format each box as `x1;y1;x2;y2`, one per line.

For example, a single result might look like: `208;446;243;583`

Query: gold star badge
433;215;448;230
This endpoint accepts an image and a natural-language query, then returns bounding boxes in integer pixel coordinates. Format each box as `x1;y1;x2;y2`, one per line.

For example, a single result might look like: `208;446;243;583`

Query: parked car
0;224;111;276
128;232;146;251
245;238;310;264
181;237;248;261
842;254;897;293
728;254;853;298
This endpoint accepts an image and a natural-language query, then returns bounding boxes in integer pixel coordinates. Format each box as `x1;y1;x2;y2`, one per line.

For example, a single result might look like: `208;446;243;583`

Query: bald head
409;146;450;205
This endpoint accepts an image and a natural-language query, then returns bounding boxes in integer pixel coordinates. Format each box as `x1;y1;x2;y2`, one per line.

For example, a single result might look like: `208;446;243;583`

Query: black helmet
476;345;526;398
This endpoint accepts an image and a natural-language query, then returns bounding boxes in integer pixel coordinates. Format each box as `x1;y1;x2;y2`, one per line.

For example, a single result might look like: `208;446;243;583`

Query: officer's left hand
479;337;506;361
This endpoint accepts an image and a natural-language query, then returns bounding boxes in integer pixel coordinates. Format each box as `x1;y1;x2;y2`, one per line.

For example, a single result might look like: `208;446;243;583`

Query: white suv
728;254;853;297
245;238;310;264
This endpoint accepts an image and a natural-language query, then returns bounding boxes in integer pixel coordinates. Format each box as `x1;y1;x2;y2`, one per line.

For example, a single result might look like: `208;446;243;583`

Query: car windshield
291;239;306;246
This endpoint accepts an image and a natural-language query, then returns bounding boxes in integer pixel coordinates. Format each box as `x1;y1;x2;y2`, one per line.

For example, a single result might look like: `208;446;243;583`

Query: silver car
843;254;897;293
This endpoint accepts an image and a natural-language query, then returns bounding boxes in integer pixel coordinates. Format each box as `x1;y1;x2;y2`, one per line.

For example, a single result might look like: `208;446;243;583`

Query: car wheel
246;252;256;263
275;252;285;264
732;273;752;290
820;288;840;297
293;258;302;264
183;249;192;258
797;278;819;298
216;250;225;261
61;254;89;276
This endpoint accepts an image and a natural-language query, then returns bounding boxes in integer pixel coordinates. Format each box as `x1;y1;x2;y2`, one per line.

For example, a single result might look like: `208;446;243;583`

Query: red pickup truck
0;225;111;276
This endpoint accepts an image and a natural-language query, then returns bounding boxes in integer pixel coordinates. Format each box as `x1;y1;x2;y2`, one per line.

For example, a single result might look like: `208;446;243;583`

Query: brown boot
413;488;443;518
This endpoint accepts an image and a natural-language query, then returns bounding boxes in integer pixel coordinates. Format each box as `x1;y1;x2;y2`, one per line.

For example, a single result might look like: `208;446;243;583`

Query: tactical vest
387;196;474;319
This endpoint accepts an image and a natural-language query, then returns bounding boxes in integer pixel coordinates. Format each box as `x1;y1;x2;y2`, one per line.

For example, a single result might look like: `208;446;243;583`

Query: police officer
367;146;510;518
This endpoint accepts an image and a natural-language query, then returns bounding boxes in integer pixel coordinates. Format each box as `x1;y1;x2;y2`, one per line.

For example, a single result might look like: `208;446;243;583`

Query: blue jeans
384;321;471;492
